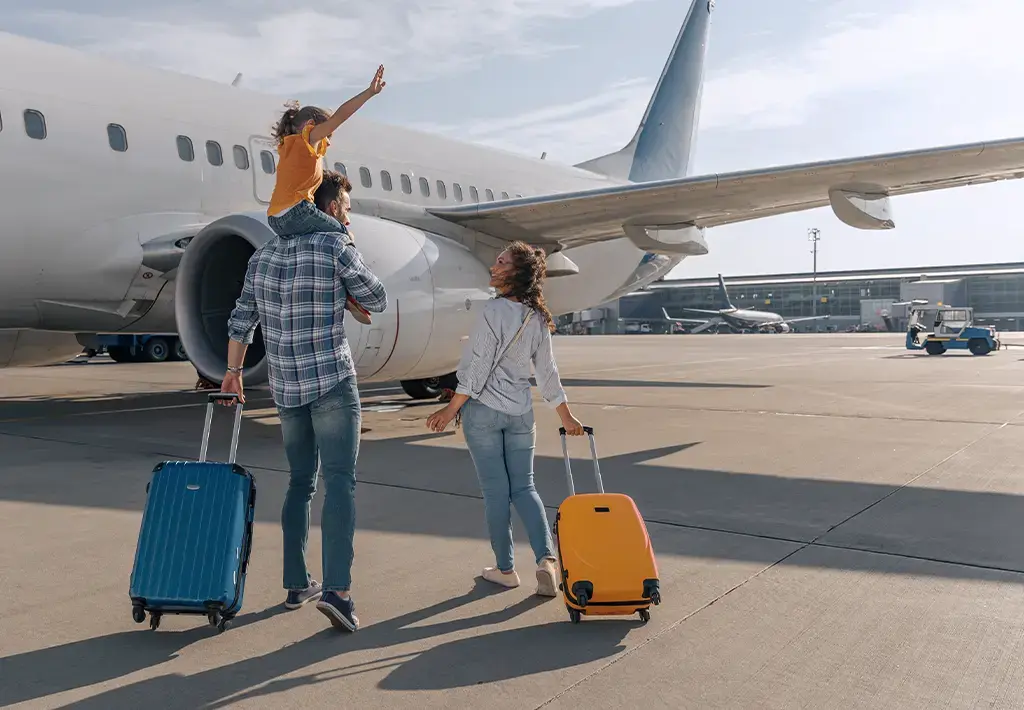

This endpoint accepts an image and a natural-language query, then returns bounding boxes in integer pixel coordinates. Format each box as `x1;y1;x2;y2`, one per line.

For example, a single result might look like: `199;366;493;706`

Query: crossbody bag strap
455;308;533;428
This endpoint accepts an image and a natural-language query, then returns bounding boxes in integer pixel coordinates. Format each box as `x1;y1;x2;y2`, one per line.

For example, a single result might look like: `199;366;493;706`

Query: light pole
808;228;820;322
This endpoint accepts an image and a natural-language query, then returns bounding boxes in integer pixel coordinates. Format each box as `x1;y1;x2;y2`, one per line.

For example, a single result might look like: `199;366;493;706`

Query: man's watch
226;365;243;375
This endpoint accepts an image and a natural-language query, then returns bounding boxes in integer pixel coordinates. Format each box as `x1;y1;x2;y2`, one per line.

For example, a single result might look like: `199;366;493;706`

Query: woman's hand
560;413;585;436
426;405;457;433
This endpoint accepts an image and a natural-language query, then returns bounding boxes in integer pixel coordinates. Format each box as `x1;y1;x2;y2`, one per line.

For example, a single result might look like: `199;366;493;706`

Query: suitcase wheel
149;612;162;631
207;611;231;633
567;606;582;624
638;609;650;623
132;605;145;624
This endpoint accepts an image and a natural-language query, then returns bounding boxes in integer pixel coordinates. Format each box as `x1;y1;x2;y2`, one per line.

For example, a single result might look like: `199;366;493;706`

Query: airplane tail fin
574;0;714;183
717;273;736;310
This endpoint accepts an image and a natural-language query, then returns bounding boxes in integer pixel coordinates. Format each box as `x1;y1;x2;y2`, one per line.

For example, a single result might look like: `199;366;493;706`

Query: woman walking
426;241;585;596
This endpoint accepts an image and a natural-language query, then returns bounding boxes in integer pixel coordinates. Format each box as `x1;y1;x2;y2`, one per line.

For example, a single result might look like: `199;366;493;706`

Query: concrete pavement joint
5;425;1024;581
533;412;1024;709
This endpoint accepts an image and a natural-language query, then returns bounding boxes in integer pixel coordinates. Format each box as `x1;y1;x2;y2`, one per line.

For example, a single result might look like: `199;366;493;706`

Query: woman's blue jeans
461;398;554;572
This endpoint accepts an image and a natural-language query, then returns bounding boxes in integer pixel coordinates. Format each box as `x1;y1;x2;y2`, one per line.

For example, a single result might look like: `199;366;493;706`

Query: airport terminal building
565;262;1024;334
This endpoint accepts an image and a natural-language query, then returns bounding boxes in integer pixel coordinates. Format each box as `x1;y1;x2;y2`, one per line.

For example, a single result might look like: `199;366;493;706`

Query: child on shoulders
267;65;386;324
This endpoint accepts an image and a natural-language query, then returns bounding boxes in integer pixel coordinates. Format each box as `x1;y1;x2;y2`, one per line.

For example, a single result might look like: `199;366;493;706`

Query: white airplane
3;0;1024;399
661;274;831;333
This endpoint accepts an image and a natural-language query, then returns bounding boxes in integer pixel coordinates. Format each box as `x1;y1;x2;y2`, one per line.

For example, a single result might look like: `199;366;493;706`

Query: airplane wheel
401;373;458;400
401;378;443;400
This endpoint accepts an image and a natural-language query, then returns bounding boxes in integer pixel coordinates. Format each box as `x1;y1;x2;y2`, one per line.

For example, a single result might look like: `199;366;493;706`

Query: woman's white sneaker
535;558;558;597
482;566;521;588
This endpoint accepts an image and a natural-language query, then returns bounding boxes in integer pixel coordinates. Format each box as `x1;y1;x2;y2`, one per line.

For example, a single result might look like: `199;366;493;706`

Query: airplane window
453;183;463;202
381;170;393;191
107;124;128;152
501;191;509;200
23;109;46;140
469;186;479;202
206;141;223;166
400;174;412;194
436;180;447;200
260;150;275;174
333;162;347;176
177;135;195;162
419;177;430;197
233;145;249;170
515;193;523;198
485;189;494;201
359;166;372;188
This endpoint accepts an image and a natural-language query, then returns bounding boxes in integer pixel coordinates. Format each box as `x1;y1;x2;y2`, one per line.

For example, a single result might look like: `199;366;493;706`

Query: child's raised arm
309;66;386;145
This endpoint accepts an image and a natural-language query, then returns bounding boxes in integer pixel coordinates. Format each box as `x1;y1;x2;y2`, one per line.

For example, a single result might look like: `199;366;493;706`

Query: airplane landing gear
400;373;458;400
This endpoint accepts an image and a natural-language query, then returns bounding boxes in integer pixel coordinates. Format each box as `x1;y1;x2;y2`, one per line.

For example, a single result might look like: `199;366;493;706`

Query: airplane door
248;136;278;204
353;299;399;380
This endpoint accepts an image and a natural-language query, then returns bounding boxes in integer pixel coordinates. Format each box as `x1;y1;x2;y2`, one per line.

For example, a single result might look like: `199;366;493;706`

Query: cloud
699;0;1024;132
410;78;654;161
19;0;654;93
412;0;1024;163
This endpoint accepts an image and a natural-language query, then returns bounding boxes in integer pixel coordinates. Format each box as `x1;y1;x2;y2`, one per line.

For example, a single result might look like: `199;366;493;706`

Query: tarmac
4;332;1024;709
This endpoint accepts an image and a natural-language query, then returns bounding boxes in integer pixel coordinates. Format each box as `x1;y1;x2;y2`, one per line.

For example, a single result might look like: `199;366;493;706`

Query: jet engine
0;330;86;367
174;211;491;397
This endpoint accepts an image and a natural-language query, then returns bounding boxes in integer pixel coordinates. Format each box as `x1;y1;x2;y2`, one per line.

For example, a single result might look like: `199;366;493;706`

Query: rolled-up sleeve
227;255;260;344
532;326;567;408
337;243;388;313
455;308;499;398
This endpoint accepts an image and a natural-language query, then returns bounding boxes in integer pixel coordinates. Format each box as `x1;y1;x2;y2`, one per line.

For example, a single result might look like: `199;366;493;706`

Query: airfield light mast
808;228;821;323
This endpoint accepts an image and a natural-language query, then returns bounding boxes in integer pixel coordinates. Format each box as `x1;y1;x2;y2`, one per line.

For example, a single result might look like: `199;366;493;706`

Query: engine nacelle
174;210;492;387
0;329;85;367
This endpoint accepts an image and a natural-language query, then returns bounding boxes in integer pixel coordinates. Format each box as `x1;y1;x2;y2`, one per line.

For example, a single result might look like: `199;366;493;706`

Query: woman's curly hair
496;241;556;333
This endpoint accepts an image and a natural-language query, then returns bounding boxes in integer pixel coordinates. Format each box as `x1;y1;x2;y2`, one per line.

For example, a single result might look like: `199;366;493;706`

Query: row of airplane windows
331;161;522;203
3;107;521;203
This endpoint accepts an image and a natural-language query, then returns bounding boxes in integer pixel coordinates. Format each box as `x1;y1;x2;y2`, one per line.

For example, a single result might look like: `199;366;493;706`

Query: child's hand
369;65;386;94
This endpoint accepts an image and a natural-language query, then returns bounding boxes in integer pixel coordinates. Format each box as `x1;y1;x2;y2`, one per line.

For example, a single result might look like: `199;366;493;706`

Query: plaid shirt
227;232;388;408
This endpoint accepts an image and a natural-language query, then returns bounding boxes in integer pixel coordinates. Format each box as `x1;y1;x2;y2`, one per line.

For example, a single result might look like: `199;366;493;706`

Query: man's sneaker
317;591;359;632
284;580;323;610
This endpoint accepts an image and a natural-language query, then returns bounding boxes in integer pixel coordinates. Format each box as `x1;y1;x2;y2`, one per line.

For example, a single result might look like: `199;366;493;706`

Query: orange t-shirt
267;123;332;216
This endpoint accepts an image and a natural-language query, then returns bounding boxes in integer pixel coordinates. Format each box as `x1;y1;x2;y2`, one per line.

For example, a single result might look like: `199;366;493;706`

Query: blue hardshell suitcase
129;392;256;632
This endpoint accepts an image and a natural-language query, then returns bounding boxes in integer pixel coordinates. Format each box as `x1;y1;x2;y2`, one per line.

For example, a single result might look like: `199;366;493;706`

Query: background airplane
3;0;1024;399
662;274;830;333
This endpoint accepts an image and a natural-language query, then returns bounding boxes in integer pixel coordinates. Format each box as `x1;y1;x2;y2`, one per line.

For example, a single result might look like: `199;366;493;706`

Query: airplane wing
426;136;1024;253
662;310;714;324
681;308;725;316
785;314;831;323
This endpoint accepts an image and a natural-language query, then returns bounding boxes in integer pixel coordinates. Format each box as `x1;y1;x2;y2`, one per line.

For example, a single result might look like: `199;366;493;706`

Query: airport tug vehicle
905;305;1000;356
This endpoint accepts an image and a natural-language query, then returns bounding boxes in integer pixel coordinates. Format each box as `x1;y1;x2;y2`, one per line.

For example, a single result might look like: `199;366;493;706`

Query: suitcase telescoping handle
200;392;244;464
559;425;604;496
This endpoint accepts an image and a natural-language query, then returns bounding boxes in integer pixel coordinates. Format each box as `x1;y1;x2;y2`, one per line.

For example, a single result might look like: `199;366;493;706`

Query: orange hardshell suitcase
553;426;661;624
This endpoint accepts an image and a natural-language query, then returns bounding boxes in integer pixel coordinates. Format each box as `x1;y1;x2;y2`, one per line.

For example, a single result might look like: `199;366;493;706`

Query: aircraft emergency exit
2;0;1024;398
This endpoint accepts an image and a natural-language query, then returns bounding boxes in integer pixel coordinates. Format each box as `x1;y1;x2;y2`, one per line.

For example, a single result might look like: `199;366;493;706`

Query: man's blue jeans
461;398;554;573
277;377;361;592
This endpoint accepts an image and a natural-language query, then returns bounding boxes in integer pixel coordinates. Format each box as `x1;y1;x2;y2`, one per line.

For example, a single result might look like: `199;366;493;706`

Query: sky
6;0;1024;279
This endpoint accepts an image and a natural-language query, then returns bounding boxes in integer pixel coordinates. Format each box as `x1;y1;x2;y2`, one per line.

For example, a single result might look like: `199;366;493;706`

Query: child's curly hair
272;100;330;144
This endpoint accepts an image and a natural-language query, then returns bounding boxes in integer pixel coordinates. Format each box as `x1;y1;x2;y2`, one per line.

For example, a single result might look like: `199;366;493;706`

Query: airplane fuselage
719;309;785;330
0;31;679;377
